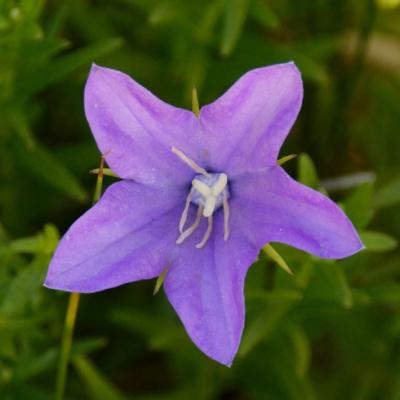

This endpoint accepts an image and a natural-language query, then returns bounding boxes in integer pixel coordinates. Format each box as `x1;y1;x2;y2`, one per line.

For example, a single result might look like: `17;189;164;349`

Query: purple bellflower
45;62;363;366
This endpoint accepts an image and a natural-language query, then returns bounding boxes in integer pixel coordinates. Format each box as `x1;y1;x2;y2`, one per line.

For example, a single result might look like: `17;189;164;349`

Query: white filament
179;188;194;233
176;206;203;244
171;146;210;177
196;216;213;249
223;190;230;241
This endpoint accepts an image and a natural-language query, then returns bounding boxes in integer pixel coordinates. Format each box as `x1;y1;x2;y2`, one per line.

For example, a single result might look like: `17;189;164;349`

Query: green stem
55;157;105;400
55;292;80;400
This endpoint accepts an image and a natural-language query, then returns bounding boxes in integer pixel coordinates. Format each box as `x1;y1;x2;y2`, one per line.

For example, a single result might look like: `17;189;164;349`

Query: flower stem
55;156;105;400
55;292;80;400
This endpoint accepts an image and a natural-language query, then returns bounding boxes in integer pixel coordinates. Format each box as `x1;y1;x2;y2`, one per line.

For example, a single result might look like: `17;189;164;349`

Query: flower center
172;147;230;248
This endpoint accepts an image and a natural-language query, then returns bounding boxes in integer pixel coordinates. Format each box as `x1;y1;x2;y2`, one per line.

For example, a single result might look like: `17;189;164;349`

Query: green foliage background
1;0;400;399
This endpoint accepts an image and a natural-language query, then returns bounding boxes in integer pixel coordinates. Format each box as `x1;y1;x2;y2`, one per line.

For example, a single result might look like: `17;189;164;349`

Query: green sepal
263;244;293;275
278;154;297;165
153;268;169;295
191;87;200;117
90;168;119;178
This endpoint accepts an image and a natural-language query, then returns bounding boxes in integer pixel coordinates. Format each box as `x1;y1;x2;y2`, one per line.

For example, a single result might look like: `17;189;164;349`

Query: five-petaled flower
44;62;364;366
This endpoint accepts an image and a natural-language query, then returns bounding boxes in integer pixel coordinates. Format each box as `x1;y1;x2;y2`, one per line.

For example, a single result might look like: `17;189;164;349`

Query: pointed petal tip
42;277;68;292
277;61;302;84
223;361;233;368
43;274;71;292
323;234;365;260
205;350;235;368
88;63;107;78
42;280;51;289
343;229;366;258
87;64;120;83
353;237;367;254
224;358;234;368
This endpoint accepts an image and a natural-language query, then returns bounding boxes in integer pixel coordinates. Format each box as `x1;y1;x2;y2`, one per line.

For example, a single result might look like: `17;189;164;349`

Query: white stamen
171;146;210;177
176;206;203;244
179;188;194;233
192;179;211;197
223;190;230;241
171;146;231;249
196;216;213;248
203;196;217;217
211;173;228;196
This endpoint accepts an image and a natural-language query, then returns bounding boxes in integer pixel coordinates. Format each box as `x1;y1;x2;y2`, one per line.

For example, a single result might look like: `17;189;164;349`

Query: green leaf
6;224;59;255
7;237;39;254
239;290;302;356
249;0;280;30
71;338;108;355
220;0;250;56
73;355;127;400
0;264;46;316
365;285;400;305
309;264;354;308
373;175;400;209
110;309;189;352
376;0;400;10
14;140;87;202
147;1;181;26
360;230;398;252
343;182;374;229
298;153;319;189
195;0;224;43
16;37;123;97
110;309;173;337
13;349;57;381
12;338;107;381
288;325;311;378
246;289;303;303
327;266;354;308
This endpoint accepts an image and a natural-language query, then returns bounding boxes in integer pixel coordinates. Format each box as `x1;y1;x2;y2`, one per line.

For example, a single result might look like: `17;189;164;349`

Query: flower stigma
172;147;230;248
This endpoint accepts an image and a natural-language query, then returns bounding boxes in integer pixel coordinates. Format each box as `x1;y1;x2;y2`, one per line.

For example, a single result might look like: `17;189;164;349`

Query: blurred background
1;0;400;399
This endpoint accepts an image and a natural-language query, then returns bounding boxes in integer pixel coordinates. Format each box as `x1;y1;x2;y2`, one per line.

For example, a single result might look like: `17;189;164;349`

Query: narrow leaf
343;182;374;229
14;141;87;202
360;230;398;252
298;153;319;189
373;175;400;209
220;0;250;56
17;38;123;97
288;326;311;378
73;355;126;400
240;290;302;356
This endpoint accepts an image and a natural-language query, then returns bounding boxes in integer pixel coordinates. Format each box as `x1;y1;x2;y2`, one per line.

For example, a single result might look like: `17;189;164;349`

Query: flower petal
84;65;201;186
164;212;259;366
199;62;303;176
44;181;183;293
233;166;364;259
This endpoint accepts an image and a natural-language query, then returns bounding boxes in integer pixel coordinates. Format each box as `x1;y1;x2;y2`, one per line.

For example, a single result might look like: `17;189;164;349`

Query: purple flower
45;63;363;366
